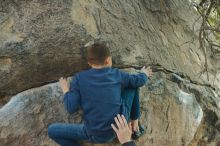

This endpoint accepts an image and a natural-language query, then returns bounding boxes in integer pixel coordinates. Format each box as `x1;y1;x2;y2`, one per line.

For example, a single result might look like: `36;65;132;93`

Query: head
87;43;112;68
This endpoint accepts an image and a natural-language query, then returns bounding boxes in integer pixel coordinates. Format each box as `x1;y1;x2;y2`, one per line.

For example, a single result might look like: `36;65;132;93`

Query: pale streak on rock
0;17;24;45
0;57;12;72
71;0;99;37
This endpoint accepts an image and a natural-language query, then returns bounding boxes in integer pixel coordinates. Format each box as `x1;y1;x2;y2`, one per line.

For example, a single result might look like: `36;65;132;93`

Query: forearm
129;73;148;88
63;92;79;114
62;88;69;94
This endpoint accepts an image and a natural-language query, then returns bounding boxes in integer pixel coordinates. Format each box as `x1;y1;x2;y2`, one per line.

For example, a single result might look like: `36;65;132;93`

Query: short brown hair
87;43;111;65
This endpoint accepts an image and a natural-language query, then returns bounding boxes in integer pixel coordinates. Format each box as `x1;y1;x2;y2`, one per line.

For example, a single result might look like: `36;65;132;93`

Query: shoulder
111;67;120;72
111;67;127;73
73;69;90;77
70;70;88;82
110;67;124;76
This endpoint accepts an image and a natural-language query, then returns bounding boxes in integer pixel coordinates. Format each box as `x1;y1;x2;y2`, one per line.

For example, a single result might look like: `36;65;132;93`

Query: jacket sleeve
63;74;81;114
122;141;136;146
120;70;148;89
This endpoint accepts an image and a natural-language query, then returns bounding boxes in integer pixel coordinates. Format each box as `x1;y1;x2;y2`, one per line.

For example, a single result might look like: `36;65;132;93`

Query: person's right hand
111;115;132;144
141;66;153;78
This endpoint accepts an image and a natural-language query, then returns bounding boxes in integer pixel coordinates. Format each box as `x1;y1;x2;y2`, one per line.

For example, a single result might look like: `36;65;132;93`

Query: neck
91;64;110;69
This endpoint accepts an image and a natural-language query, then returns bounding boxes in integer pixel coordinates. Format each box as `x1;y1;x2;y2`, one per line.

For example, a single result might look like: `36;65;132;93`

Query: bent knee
48;123;60;139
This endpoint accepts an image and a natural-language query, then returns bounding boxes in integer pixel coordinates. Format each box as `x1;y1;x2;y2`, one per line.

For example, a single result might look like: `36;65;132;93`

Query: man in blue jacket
48;43;152;146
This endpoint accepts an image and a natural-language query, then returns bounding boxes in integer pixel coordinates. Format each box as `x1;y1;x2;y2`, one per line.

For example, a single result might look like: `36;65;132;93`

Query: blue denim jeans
48;123;115;146
48;88;140;146
121;88;140;121
48;124;88;146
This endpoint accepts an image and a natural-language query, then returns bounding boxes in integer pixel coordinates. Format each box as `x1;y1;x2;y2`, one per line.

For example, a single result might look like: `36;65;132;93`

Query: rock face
0;70;211;146
0;0;219;97
0;69;220;146
0;0;220;146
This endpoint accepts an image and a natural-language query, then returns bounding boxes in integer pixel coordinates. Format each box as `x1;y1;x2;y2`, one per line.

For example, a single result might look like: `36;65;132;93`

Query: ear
105;57;111;64
88;62;92;66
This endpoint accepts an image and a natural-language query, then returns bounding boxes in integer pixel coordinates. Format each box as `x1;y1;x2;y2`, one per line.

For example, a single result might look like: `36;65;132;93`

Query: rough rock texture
0;0;220;146
0;0;219;97
0;70;209;146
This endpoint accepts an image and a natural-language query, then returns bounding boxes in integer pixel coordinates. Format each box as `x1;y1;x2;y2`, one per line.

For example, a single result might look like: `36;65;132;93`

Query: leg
130;88;140;120
121;88;140;121
121;88;145;140
48;123;89;146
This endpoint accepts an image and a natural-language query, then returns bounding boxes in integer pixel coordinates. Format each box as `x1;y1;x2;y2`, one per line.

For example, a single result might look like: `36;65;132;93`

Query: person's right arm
59;75;81;114
120;66;153;88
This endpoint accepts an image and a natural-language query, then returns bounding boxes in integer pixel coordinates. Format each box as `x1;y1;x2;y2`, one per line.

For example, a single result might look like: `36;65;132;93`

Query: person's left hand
59;77;69;94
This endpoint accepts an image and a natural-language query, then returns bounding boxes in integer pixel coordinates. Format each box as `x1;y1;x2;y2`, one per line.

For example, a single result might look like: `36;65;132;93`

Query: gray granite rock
0;0;220;146
0;0;219;97
1;70;219;146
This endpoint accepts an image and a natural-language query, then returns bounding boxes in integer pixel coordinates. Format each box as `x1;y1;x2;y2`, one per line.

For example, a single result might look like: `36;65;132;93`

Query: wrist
63;88;69;94
140;71;148;78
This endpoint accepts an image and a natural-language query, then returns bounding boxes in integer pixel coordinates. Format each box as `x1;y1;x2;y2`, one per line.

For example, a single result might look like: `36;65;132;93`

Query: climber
112;114;137;146
47;42;153;146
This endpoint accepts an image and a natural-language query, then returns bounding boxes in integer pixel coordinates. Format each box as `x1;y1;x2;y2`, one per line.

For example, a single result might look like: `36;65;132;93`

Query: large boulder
0;0;220;146
0;0;219;97
2;70;218;146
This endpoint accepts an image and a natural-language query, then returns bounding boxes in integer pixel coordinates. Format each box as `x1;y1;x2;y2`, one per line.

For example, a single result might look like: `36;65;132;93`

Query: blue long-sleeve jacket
63;67;147;135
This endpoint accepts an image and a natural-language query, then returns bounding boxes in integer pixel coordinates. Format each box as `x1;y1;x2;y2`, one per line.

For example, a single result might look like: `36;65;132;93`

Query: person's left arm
59;75;81;114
